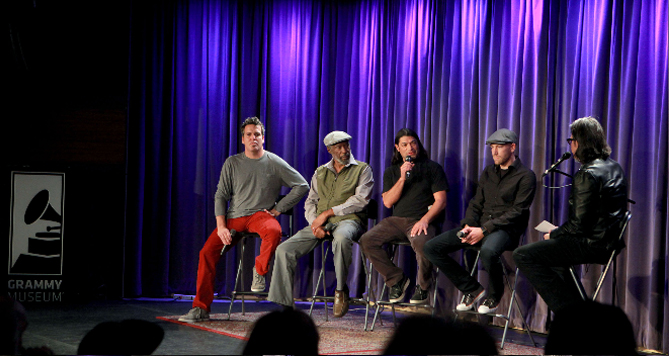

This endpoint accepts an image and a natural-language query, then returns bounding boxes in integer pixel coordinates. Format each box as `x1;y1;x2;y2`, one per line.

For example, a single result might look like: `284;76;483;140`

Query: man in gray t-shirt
179;117;308;323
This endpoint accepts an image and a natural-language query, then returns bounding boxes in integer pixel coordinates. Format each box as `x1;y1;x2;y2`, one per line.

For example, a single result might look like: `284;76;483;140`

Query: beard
334;154;350;166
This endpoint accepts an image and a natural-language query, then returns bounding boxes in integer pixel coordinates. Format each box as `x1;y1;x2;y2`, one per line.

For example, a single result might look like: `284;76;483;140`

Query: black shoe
456;287;485;311
389;276;410;303
409;285;429;304
477;296;500;314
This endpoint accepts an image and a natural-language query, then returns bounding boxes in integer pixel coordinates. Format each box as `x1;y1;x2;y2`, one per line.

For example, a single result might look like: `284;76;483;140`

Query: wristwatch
480;226;489;236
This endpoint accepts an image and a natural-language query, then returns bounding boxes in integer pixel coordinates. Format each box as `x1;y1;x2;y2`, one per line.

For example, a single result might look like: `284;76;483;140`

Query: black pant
512;237;610;313
423;227;514;299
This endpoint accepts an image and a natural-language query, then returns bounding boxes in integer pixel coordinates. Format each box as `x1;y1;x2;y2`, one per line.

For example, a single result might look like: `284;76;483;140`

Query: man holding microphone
360;128;448;304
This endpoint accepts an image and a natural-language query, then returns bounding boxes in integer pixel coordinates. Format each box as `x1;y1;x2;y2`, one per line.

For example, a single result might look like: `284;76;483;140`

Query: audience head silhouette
243;308;319;355
77;319;164;355
1;294;27;355
2;294;54;355
545;300;637;355
383;315;498;355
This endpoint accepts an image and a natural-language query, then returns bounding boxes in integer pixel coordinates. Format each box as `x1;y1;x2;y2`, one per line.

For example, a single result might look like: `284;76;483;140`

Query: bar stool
453;236;536;349
569;211;631;303
225;198;294;319
308;199;378;330
370;241;440;331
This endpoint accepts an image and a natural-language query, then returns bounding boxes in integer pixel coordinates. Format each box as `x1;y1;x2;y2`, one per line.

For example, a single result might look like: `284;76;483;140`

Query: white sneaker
456;288;485;311
251;266;266;292
477;296;500;314
178;307;209;323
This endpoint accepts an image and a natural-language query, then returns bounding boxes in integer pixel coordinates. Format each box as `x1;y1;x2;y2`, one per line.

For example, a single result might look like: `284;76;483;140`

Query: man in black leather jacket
513;117;629;313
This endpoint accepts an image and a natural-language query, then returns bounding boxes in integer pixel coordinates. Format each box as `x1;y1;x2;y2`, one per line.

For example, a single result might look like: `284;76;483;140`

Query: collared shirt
460;157;537;239
305;153;375;225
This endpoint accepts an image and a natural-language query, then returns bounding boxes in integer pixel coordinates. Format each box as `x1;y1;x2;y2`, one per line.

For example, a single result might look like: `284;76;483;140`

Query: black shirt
460;157;537;240
382;158;449;220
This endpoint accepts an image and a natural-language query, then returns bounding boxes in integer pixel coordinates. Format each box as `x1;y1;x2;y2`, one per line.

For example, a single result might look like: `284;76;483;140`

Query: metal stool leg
499;266;536;349
309;240;332;320
569;266;588;301
370;283;387;331
431;268;439;317
361;251;376;331
508;268;537;348
227;239;246;320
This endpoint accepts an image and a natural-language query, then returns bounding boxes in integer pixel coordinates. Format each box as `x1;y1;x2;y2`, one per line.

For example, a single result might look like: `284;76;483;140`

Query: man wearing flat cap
424;128;536;313
268;131;374;317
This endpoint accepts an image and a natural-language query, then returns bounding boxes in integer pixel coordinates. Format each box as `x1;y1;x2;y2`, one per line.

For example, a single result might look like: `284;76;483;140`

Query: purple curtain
127;0;668;351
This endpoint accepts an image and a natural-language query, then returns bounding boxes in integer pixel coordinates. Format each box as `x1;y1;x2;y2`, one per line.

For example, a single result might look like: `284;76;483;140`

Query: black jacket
461;157;537;241
551;157;628;249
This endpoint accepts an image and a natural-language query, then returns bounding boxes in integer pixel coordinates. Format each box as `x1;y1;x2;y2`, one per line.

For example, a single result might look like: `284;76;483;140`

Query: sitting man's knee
274;243;289;256
265;225;282;240
512;247;528;265
479;246;501;260
423;240;436;259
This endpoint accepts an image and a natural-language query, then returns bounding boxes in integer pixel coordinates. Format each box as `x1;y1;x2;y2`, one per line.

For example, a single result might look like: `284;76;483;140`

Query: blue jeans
424;227;515;299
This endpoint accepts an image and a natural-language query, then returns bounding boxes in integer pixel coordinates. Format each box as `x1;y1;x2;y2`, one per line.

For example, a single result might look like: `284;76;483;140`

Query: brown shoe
333;289;349;317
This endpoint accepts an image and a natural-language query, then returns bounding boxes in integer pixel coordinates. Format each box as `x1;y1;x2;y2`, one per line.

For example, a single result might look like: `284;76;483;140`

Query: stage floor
20;298;547;354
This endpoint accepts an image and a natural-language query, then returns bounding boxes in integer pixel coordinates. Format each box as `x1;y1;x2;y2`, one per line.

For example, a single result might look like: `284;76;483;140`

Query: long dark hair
391;128;429;164
570;117;611;163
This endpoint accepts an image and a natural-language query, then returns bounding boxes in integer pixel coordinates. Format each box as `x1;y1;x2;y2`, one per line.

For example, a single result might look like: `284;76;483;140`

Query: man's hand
399;160;415;180
313;226;327;239
461;226;485;245
544;232;551;240
217;226;232;245
411;219;429;237
310;209;334;235
264;208;281;218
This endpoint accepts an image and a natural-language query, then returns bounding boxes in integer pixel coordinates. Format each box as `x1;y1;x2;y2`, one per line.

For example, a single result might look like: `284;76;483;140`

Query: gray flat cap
323;131;352;147
485;128;518;145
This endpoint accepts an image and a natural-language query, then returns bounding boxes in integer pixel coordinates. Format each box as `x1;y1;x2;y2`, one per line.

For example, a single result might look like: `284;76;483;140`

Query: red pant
193;211;282;311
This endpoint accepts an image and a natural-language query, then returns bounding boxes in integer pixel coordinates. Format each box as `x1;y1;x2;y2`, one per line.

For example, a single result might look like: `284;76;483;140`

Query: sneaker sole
389;278;410;303
478;306;498;314
409;298;429;305
178;317;209;323
456;289;485;311
251;288;265;293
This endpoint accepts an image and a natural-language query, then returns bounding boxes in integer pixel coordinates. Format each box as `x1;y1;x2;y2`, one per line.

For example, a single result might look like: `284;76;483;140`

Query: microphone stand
552;169;573;179
544;168;636;204
542;169;573;189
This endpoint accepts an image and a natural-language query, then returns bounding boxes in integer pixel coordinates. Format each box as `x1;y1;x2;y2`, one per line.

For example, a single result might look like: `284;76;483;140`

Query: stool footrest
453;309;509;319
231;291;268;297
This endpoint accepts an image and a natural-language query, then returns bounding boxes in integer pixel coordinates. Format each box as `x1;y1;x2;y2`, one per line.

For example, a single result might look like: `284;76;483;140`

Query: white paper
535;220;558;233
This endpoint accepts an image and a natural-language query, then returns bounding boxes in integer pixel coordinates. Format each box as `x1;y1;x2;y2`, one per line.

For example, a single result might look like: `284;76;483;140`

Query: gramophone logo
9;172;65;275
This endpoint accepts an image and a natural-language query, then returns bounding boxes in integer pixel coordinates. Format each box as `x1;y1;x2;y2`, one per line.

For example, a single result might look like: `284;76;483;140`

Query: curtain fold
127;0;668;351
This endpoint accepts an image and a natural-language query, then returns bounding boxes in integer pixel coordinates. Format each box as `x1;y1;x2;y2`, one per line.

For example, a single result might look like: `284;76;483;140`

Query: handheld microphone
225;229;237;245
456;230;467;239
405;156;412;179
542;152;572;177
323;222;338;237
